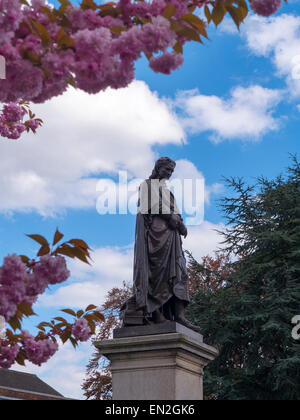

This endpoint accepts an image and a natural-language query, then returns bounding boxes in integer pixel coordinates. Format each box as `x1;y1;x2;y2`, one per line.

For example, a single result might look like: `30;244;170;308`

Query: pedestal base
95;322;218;400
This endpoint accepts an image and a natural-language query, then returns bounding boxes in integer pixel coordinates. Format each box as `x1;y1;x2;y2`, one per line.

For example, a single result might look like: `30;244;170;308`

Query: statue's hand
178;222;188;238
169;214;180;230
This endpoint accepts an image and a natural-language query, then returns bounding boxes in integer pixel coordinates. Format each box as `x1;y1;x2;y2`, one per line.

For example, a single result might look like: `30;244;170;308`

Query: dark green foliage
186;158;300;400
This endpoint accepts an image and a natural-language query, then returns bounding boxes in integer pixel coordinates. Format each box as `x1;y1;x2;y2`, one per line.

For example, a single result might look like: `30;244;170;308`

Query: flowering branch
0;0;286;140
0;229;104;368
0;101;42;140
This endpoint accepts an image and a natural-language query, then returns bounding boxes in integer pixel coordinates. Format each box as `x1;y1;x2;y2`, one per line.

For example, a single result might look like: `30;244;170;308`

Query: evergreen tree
186;158;300;400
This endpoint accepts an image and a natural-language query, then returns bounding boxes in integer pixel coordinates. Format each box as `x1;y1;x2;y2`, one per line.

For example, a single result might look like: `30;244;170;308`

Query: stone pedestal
95;322;218;400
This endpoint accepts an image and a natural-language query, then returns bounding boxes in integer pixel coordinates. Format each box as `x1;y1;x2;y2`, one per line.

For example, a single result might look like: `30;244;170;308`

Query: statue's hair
149;157;176;179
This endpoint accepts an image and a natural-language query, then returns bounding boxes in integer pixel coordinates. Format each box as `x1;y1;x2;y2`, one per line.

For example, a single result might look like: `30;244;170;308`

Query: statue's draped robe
132;179;189;319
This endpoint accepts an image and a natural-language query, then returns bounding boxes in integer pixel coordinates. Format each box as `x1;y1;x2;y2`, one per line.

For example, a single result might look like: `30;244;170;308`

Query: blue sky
1;0;300;399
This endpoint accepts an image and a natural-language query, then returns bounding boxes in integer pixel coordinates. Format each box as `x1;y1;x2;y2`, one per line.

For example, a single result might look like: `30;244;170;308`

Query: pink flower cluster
34;255;70;287
72;318;92;342
22;330;58;366
0;0;189;104
0;102;41;140
0;254;28;320
0;0;23;45
2;102;25;122
250;0;282;17
0;254;70;322
0;339;19;368
0;0;285;110
150;51;184;74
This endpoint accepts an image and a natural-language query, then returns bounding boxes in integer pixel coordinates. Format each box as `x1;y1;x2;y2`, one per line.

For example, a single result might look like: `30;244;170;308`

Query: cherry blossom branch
0;229;104;368
0;101;42;140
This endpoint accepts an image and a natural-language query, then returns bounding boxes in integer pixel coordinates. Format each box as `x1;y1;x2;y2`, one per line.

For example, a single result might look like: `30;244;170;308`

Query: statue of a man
121;157;200;332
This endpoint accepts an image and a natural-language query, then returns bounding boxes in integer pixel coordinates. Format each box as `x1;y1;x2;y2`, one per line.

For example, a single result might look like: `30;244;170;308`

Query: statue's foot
152;310;168;324
175;316;202;334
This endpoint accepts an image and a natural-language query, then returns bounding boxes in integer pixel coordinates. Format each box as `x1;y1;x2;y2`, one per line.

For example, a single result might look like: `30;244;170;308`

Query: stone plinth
95;322;218;400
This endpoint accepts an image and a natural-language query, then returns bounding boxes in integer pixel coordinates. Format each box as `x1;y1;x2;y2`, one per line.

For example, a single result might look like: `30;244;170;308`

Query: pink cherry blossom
2;102;26;123
149;52;184;74
22;330;58;366
72;318;92;342
0;101;42;140
0;254;28;320
0;339;20;369
250;0;282;17
33;255;70;286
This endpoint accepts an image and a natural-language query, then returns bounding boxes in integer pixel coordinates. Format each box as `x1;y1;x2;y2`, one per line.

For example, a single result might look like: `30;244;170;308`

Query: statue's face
157;164;174;180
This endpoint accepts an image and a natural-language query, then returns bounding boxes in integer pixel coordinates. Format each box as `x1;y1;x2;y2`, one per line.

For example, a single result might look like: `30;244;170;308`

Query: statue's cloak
133;179;189;316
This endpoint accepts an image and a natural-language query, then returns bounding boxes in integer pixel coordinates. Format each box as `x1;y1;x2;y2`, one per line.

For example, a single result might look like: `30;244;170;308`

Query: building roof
0;369;64;398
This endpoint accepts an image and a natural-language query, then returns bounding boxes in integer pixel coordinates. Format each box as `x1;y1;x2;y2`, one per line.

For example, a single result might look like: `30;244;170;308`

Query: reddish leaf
26;234;49;247
61;308;77;317
53;229;64;246
85;304;98;312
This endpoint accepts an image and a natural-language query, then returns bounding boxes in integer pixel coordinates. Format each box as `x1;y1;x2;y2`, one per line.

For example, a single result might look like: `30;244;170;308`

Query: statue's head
149;157;176;180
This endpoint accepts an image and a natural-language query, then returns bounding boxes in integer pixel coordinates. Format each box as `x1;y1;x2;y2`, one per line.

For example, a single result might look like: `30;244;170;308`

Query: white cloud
0;80;185;214
0;77;284;216
242;14;300;96
174;85;282;142
183;221;225;262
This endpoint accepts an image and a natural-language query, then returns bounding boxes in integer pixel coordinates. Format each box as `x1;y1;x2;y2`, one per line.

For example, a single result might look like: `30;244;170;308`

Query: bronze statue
121;157;201;333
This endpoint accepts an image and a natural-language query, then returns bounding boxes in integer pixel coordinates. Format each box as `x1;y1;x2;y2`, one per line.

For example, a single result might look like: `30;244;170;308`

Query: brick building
0;369;69;400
